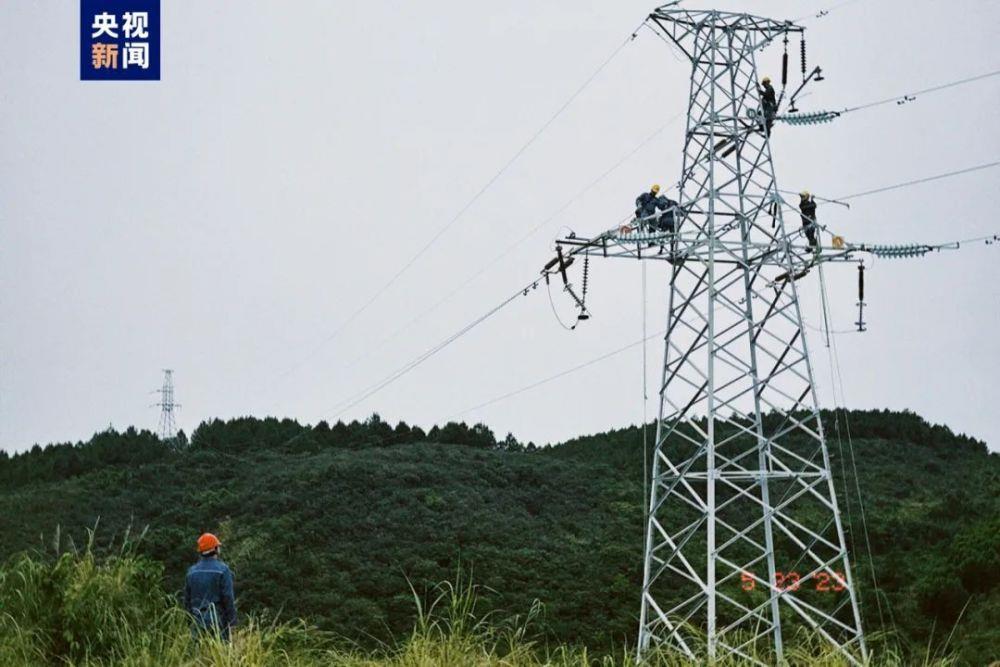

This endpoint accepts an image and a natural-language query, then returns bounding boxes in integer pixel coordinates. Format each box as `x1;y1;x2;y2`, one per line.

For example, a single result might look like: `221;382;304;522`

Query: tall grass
0;540;959;666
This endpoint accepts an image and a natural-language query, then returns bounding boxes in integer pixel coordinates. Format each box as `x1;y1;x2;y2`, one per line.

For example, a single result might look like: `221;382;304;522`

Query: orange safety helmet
196;533;221;553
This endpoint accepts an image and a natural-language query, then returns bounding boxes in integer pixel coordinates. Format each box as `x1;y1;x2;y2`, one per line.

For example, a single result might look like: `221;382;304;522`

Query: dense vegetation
1;541;949;667
0;410;997;664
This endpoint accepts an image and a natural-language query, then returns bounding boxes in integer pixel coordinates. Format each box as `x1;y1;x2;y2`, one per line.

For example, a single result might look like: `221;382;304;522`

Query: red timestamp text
740;570;846;592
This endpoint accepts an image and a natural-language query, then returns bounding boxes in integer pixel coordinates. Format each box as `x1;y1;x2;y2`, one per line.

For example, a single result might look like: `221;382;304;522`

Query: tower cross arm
646;7;803;60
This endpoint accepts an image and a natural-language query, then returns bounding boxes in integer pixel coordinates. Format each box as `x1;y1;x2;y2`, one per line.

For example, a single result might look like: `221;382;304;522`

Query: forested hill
0;410;997;664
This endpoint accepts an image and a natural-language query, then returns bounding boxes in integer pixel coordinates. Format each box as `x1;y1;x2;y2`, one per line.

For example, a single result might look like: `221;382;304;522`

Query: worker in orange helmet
184;533;237;640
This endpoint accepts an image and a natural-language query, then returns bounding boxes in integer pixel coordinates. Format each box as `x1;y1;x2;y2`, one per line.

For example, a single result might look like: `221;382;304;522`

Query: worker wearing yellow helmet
634;184;679;234
758;76;777;136
799;190;819;250
635;184;663;226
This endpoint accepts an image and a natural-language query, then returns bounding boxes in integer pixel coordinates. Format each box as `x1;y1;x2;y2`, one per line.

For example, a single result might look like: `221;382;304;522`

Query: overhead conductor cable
272;24;646;380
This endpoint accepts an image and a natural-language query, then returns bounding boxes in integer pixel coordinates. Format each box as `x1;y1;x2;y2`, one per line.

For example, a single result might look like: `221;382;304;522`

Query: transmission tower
152;369;180;440
550;6;866;665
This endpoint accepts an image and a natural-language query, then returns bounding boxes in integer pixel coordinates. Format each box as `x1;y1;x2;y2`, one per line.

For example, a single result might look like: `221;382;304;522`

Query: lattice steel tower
553;6;866;665
153;369;179;440
636;7;864;663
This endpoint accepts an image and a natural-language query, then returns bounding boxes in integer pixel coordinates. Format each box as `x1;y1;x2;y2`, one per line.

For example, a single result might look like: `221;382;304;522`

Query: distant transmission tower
551;6;866;665
152;369;180;440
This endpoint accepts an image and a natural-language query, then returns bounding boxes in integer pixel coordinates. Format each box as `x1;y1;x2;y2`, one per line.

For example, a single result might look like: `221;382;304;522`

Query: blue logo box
81;0;160;80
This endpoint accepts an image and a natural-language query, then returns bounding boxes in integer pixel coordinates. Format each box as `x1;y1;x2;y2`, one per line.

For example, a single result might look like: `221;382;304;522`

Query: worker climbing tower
633;7;865;663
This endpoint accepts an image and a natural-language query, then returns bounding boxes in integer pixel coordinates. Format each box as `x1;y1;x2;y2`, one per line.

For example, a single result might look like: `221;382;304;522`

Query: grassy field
0;535;962;667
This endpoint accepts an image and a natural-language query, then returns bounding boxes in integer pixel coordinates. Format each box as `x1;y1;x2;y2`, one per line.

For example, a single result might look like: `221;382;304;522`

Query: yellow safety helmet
651;184;661;194
832;235;845;249
761;76;771;84
800;190;810;198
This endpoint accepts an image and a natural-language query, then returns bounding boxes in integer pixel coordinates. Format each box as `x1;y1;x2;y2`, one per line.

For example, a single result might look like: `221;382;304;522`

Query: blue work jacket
184;556;237;637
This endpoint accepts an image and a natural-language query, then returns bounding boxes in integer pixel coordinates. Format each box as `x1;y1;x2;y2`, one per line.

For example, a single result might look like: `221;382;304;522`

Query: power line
779;159;1000;211
334;116;680;376
447;327;666;421
841;68;1000;114
330;278;543;418
774;68;1000;126
273;29;643;381
838;160;1000;201
793;0;864;22
641;262;650;529
825;311;891;633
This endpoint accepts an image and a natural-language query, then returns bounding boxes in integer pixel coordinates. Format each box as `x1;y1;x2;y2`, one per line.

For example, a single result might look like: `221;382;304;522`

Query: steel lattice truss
154;369;179;441
557;7;867;665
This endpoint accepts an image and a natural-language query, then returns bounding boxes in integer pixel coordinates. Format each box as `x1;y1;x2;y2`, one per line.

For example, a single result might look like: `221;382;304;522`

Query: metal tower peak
648;5;804;60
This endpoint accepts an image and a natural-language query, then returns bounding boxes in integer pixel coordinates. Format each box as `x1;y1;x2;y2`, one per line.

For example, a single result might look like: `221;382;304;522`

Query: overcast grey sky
2;1;998;454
